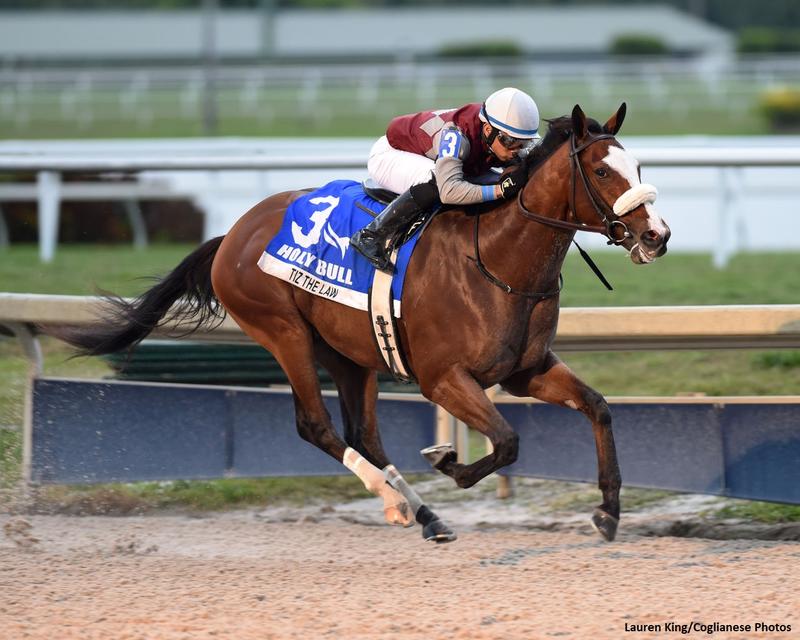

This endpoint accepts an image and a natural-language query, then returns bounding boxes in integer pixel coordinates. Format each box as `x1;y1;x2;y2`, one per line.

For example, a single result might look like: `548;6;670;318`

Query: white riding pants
367;136;435;194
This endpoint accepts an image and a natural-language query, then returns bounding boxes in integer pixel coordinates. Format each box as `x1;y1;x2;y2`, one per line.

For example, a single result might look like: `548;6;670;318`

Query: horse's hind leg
312;340;387;466
314;340;456;542
227;312;407;524
313;340;411;527
501;351;621;542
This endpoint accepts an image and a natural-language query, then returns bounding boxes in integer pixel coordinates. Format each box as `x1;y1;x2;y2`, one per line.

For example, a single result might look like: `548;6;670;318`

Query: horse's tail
48;236;225;357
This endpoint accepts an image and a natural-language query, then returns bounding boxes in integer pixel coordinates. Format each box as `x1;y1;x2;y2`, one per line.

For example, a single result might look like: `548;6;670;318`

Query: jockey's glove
498;163;528;199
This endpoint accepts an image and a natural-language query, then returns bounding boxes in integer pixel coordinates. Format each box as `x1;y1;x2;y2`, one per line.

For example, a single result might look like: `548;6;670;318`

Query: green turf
561;350;799;397
559;251;800;307
0;244;198;297
2;244;799;305
710;501;800;523
28;476;370;515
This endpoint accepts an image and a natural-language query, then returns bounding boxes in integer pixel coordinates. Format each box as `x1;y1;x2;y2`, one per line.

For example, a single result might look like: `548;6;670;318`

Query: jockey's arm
433;126;502;205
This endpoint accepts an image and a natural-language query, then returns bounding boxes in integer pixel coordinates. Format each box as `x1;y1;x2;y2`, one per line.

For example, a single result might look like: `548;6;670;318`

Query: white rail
1;146;800;264
0;155;365;172
3;293;799;353
3;148;800;171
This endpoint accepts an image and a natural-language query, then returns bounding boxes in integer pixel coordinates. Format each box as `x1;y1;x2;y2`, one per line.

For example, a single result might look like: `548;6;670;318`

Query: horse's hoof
384;502;415;528
420;443;457;470
422;518;457;544
591;508;619;542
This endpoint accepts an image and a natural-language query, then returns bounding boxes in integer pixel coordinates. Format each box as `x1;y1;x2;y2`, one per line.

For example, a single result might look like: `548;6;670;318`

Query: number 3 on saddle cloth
257;179;432;381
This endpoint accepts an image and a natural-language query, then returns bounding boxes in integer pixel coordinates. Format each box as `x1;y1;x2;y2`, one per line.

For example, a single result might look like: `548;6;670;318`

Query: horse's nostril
642;229;662;247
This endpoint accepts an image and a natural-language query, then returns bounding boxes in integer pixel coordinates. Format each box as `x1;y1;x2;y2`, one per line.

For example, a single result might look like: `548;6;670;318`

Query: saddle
361;179;439;247
259;179;435;384
362;178;397;205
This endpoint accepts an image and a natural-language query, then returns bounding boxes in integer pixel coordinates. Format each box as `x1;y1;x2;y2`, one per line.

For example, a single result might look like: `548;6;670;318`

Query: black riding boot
350;188;426;272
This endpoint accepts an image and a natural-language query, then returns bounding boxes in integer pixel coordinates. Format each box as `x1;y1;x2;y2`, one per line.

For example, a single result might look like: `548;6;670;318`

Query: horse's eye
595;168;608;178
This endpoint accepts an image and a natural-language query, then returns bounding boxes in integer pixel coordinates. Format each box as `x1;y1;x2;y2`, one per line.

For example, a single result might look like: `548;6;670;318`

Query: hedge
759;88;800;132
738;29;800;54
609;33;669;56
437;40;523;58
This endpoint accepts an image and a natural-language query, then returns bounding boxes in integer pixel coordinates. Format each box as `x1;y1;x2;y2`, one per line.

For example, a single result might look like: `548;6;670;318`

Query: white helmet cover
479;87;540;139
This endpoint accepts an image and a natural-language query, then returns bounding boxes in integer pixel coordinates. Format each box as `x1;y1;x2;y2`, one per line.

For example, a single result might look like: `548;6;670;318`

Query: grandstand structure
0;6;732;63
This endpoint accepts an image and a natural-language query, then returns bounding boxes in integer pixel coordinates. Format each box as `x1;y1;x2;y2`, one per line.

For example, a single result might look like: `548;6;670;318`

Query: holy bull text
276;244;354;286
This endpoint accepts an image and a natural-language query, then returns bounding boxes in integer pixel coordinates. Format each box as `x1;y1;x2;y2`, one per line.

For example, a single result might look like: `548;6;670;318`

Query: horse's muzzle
630;222;670;264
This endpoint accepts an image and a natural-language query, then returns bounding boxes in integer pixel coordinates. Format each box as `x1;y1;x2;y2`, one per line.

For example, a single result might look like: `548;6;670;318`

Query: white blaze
603;145;640;186
602;146;668;236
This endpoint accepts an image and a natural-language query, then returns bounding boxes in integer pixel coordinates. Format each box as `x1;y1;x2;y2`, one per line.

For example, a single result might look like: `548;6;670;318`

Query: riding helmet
479;87;540;139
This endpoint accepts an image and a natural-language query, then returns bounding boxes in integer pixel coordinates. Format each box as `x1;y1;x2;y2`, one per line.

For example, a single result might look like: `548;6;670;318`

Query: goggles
495;129;540;152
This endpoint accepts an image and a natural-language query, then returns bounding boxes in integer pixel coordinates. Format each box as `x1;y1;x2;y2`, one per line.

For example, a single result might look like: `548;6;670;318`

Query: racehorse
52;104;669;544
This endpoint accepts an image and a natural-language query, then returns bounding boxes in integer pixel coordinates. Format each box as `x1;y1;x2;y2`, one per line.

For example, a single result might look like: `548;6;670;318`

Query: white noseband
613;183;658;216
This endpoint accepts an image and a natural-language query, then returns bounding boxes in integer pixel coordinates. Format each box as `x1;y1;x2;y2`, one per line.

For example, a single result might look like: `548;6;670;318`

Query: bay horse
53;104;669;544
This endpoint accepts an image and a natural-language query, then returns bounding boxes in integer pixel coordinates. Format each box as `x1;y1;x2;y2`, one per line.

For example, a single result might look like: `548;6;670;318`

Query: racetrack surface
1;481;798;640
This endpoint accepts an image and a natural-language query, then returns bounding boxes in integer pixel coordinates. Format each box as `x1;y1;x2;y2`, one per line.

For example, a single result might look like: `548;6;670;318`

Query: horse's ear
571;104;588;139
604;102;627;135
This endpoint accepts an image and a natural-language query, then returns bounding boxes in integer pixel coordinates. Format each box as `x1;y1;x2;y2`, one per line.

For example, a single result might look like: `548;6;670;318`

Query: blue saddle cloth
257;180;423;315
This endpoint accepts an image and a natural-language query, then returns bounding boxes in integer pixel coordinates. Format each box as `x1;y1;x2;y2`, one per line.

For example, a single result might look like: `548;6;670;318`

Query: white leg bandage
343;447;387;493
342;448;413;527
383;464;424;516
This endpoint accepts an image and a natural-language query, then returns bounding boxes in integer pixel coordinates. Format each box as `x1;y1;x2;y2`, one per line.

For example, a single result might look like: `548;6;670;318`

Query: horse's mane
459;114;605;216
526;115;605;173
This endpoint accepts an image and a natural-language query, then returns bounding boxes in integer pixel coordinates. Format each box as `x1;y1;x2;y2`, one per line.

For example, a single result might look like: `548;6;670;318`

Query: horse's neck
481;150;575;293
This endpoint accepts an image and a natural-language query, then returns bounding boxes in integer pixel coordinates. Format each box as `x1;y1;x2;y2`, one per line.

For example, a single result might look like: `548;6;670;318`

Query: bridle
516;132;632;246
471;131;651;299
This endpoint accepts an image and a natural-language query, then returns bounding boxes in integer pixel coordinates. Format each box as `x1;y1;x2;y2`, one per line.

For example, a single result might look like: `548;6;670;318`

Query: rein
472;131;623;298
470;213;563;299
516;132;632;246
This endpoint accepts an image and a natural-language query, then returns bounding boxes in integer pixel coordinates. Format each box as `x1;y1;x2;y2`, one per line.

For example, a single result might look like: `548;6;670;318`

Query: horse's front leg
501;351;621;542
422;367;520;489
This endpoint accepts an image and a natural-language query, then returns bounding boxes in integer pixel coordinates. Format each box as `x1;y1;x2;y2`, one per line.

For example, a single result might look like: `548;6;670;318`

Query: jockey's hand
498;163;527;199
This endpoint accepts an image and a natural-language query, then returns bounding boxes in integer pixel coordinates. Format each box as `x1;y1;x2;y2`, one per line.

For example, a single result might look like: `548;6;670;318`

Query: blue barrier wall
498;402;800;504
31;378;800;504
32;378;436;484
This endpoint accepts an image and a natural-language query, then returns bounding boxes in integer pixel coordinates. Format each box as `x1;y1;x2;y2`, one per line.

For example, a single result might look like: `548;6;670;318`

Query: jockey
350;87;541;272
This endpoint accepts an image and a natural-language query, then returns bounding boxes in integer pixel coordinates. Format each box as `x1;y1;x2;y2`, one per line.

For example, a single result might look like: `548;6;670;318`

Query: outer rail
2;293;799;351
3;147;800;171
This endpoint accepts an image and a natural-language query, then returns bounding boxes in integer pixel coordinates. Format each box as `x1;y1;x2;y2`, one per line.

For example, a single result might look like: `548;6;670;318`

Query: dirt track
1;481;798;640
